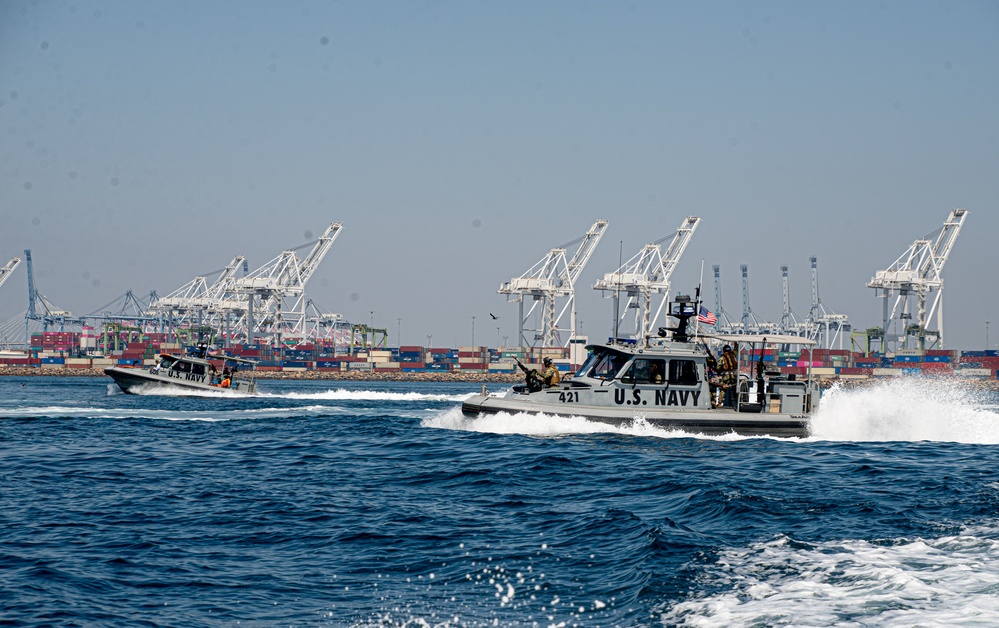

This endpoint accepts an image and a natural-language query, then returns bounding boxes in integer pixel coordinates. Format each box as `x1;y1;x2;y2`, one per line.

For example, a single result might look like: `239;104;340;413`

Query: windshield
578;350;629;380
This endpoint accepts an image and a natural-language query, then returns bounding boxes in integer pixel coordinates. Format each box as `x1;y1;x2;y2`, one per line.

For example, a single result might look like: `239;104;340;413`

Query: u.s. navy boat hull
461;392;810;437
461;295;819;438
105;352;258;395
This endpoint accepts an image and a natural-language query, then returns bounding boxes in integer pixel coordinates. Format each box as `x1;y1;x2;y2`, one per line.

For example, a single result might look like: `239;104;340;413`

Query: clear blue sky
2;1;997;349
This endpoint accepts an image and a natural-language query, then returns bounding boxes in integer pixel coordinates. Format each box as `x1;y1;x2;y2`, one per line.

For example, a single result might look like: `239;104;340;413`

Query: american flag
697;306;717;325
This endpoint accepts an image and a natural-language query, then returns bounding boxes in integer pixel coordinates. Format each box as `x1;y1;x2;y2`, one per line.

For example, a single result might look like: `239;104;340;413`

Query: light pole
471;316;476;347
987;320;991;351
397;318;401;347
426;334;432;349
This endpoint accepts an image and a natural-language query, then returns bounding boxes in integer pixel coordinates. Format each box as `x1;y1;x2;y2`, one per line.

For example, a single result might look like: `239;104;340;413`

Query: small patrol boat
104;349;259;395
461;294;820;437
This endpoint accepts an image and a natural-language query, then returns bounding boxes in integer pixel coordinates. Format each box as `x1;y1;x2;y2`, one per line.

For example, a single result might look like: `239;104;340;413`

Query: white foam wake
659;524;999;626
811;378;999;443
262;389;478;403
423;406;747;441
2;404;338;422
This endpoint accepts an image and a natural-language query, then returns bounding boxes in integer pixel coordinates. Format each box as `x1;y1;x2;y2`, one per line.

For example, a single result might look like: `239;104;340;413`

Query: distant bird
489;313;499;320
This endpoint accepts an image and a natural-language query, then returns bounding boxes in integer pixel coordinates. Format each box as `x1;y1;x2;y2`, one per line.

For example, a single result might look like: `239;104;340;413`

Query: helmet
543;357;552;366
723;344;731;351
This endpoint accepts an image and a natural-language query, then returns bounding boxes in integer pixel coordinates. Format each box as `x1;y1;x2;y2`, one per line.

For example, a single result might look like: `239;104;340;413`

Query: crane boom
0;256;21;291
593;216;700;341
499;219;608;347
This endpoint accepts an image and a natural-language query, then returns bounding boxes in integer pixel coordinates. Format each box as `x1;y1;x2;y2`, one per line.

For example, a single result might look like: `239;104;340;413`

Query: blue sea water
2;376;999;626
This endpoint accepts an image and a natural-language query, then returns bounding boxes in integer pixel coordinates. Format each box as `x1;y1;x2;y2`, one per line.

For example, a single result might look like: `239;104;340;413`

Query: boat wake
1;404;340;422
262;389;478;403
810;377;999;443
658;522;999;625
423;406;750;441
122;384;252;398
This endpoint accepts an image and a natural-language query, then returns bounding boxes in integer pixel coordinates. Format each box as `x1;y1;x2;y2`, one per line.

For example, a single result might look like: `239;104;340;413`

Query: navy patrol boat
105;347;259;395
461;294;819;437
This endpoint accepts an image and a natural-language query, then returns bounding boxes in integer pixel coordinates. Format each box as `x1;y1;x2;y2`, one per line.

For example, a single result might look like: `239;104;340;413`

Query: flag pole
695;258;705;337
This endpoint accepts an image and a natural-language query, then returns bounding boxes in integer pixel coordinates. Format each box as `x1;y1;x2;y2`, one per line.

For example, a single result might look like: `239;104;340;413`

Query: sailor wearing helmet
539;356;561;388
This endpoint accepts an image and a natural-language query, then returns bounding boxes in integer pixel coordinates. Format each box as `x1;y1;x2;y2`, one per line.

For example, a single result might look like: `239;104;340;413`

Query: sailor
220;368;231;388
717;344;738;407
649;361;664;384
539;357;561;388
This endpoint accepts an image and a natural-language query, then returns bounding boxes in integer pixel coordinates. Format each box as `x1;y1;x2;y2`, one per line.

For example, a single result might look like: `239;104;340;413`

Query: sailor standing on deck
717;344;738;407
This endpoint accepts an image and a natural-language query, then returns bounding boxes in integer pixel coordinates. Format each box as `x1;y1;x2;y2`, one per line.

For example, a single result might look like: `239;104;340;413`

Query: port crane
866;208;968;351
739;264;778;335
150;254;246;329
710;265;741;333
777;264;808;338
804;256;849;349
499;219;608;348
593;216;700;342
232;221;344;344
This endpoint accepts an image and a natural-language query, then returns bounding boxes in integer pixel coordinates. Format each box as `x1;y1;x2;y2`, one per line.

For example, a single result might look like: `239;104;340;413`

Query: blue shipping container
895;356;921;363
901;367;921;375
923;355;951;363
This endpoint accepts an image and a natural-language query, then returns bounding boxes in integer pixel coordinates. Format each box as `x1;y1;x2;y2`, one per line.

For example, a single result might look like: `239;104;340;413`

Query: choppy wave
4;376;999;626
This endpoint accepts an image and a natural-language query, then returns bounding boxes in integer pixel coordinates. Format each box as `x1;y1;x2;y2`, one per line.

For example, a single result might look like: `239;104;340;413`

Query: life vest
718;351;737;373
220;377;231;388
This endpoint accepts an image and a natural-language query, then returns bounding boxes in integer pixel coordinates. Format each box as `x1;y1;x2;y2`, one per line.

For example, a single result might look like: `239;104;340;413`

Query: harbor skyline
2;1;997;350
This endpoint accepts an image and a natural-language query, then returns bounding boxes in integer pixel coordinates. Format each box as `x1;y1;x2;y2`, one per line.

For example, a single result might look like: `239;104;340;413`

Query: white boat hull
461;390;809;437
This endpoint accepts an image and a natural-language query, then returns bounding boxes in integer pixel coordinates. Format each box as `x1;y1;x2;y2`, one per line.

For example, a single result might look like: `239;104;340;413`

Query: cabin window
192;364;206;376
174;361;191;373
622;358;666;384
668;359;699;386
588;352;628;380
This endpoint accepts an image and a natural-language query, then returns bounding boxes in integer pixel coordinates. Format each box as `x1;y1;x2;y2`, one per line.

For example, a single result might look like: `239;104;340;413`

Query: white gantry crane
233;221;344;344
804;256;849;349
711;265;741;333
867;208;968;351
499;219;608;348
739;264;777;335
0;256;21;291
778;264;808;338
593;216;700;342
150;254;246;327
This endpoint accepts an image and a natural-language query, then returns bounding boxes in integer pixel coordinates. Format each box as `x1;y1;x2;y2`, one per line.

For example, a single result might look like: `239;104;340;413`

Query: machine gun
515;358;544;393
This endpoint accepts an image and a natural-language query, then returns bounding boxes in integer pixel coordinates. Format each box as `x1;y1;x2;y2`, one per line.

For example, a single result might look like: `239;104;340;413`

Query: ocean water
2;376;999;627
